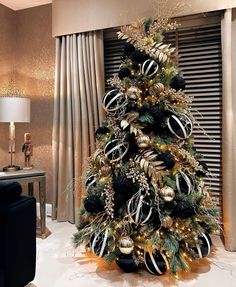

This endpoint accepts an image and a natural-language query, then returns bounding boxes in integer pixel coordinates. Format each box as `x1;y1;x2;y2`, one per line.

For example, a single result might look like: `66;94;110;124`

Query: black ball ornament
84;195;104;213
118;68;131;79
167;113;193;139
90;228;110;257
123;43;135;55
141;59;159;78
104;139;129;162
189;232;212;258
176;171;195;195
196;161;208;177
127;192;153;225
171;200;196;219
159;151;175;169
170;74;186;91
102;89;127;114
144;250;169;275
116;252;140;273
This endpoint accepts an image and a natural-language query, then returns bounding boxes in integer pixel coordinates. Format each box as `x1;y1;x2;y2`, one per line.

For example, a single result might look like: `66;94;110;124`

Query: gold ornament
155;83;165;93
160;186;175;202
127;87;141;99
161;215;173;228
101;165;111;177
137;135;151;148
118;236;134;254
148;79;154;86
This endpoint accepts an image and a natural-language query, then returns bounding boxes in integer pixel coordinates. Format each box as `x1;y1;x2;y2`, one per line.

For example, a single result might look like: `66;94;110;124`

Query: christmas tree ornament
126;86;141;99
158;151;175;169
103;89;127;114
85;174;97;191
161;215;173;228
123;43;135;55
176;171;195;195
116;252;140;273
104;139;129;162
170;74;186;91
95;126;110;140
141;59;159;78
155;83;165;93
160;186;175;202
90;228;111;257
127;192;153;225
131;50;147;63
84;195;104;213
101;165;112;177
137;135;151;148
144;249;169;275
118;236;134;254
171;200;196;219
167;113;193;139
189;232;212;259
118;67;131;79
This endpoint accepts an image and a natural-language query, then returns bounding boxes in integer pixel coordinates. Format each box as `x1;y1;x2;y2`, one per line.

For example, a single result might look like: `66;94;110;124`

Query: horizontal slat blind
103;15;222;211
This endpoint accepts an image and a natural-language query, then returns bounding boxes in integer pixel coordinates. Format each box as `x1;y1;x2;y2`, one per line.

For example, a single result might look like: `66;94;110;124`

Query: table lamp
0;96;31;171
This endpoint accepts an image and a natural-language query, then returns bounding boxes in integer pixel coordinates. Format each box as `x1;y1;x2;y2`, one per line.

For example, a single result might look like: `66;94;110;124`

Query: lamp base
3;165;20;172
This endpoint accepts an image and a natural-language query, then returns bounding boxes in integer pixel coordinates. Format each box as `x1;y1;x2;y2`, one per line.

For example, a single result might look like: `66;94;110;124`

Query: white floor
27;219;236;287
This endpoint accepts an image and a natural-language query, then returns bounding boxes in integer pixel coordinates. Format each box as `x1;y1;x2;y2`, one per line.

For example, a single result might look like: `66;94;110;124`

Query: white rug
28;219;236;287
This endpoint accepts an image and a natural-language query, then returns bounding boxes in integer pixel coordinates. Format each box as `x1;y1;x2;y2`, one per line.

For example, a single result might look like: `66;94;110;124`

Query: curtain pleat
221;8;236;251
52;30;105;223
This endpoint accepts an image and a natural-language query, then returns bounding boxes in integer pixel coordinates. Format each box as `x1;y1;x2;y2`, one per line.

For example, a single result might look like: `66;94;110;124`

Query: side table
0;168;50;239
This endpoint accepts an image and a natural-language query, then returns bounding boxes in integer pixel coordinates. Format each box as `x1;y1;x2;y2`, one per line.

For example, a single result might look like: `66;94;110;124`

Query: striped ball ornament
144;249;169;275
102;89;127;114
176;171;195;195
90;228;110;257
167;113;193;139
141;59;159;78
190;232;212;259
104;139;129;163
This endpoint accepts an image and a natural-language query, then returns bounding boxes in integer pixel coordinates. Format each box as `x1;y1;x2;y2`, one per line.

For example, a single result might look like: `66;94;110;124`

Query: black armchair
0;181;36;287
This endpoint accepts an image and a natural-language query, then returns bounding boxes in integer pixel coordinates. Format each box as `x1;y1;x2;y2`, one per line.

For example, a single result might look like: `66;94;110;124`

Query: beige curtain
221;8;236;251
52;31;105;223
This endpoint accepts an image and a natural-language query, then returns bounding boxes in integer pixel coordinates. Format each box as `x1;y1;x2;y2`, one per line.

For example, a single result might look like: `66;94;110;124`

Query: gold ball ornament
101;165;111;177
137;135;151;148
160;186;175;202
118;236;134;254
161;215;173;228
155;83;165;93
127;87;141;100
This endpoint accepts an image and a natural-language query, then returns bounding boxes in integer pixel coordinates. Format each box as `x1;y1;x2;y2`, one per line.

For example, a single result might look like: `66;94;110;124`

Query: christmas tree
73;16;218;276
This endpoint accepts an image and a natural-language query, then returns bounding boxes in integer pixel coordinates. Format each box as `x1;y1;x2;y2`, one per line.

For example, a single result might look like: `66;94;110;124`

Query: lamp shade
0;97;30;123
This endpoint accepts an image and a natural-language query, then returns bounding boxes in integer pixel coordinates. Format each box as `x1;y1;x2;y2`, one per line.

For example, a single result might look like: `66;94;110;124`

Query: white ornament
102;89;127;114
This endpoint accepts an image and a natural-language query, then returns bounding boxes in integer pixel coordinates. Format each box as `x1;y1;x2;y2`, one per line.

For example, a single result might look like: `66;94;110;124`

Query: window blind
104;13;222;210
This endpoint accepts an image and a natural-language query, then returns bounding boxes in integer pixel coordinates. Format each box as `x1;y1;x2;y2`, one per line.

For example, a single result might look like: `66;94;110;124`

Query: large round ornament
161;215;173;228
176;171;195;195
189;232;212;259
136;135;151;148
104;139;129;163
170;74;186;91
90;228;111;257
85;174;97;192
116;252;140;273
141;59;159;78
102;89;127;114
126;86;141;100
144;249;169;275
160;186;175;202
127;192;153;225
155;83;165;93
118;236;134;255
167;113;193;139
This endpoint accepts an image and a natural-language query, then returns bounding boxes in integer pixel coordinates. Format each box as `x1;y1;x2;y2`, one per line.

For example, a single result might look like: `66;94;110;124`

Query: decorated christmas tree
73;15;218;276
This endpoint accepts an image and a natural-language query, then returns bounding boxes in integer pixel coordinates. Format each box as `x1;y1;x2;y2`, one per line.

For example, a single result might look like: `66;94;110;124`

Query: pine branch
104;249;121;264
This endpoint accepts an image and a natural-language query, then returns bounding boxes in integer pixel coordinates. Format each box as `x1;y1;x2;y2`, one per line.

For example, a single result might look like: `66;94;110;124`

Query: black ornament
167;113;193;139
90;228;110;257
123;43;135;55
144;250;168;275
95;126;110;140
176;171;195;195
150;106;165;123
159;151;175;169
191;232;212;258
118;68;131;79
171;201;196;219
103;89;127;114
84;195;104;213
170;74;186;91
196;161;208;177
141;59;159;78
116;252;140;273
131;50;147;63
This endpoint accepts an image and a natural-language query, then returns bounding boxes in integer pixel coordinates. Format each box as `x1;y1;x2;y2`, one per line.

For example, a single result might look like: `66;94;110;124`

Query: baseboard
36;202;52;217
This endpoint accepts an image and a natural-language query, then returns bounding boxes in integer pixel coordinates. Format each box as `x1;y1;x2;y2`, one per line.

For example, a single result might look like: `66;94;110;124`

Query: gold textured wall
0;4;55;203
